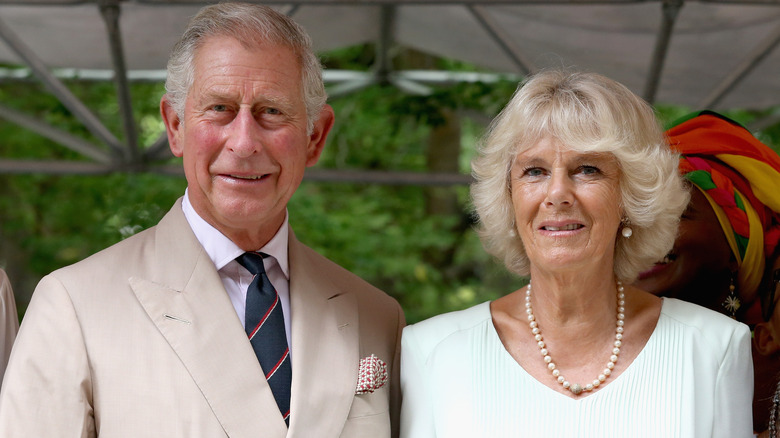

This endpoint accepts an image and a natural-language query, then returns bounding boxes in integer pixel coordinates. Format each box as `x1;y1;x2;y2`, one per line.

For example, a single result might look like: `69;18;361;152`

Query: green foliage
394;80;516;128
300;76;521;322
325;85;430;170
0;66;524;323
321;45;375;71
2;47;780;325
289;182;516;323
0;79;182;313
0;172;185;314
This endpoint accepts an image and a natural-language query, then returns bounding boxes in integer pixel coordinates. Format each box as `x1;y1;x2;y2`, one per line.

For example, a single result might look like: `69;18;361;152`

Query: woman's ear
754;322;780;356
728;257;739;276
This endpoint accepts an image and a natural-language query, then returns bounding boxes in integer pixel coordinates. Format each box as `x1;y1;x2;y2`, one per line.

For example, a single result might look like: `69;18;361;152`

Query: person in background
635;111;780;322
0;4;404;437
633;111;780;433
755;246;780;438
400;70;753;437
0;268;18;389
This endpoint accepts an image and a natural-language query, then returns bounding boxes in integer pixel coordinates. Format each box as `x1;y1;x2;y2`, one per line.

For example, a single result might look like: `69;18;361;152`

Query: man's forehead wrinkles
197;60;295;81
199;81;296;106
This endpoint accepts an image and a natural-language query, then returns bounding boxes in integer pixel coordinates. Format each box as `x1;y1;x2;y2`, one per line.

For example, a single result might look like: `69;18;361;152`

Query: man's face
162;36;333;248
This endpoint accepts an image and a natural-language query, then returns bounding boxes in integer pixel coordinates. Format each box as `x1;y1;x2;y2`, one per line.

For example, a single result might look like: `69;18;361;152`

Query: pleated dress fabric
400;298;754;438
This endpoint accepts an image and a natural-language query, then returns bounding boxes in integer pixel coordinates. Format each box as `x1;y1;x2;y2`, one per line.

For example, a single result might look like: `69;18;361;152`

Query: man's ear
160;95;184;158
305;104;335;167
754;322;780;356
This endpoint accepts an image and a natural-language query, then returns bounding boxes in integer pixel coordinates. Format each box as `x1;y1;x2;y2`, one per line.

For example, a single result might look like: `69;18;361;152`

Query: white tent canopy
0;0;779;179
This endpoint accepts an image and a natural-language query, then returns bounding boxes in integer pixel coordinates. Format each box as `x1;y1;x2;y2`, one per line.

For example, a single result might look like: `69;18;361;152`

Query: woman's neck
527;267;619;325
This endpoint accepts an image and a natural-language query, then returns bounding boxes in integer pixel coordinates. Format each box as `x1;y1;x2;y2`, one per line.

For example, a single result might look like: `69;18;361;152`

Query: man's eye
265;107;282;115
212;104;228;112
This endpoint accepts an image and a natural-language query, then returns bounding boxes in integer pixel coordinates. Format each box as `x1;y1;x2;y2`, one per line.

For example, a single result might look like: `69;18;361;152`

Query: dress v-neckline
485;298;666;403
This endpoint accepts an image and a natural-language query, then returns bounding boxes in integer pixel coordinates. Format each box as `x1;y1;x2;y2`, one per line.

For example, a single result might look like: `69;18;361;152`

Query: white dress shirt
181;190;292;355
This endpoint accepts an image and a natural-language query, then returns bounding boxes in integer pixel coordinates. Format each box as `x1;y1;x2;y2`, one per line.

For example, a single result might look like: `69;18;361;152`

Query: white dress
400;298;753;438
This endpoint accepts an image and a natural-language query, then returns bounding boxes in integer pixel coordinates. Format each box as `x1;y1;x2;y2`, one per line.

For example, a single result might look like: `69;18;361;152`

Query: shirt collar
181;189;290;279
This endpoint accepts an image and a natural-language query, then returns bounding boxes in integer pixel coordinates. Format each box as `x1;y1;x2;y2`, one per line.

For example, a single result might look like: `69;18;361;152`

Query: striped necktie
236;252;292;426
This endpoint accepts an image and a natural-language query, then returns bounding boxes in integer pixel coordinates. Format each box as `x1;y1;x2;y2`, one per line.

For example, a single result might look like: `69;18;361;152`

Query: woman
634;111;780;323
632;111;780;433
400;71;753;437
756;246;780;438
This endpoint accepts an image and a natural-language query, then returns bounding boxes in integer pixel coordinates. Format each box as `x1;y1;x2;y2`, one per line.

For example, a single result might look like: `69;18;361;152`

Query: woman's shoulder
402;301;492;355
661;298;745;327
659;297;751;345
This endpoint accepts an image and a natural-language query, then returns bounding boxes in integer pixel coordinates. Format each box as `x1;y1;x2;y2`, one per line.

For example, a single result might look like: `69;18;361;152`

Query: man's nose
226;107;262;158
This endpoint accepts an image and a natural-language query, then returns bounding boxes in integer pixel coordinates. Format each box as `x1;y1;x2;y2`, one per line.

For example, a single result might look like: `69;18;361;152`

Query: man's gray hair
164;2;327;133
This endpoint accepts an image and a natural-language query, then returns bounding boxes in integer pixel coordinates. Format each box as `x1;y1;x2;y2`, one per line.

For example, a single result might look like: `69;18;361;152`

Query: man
0;4;404;437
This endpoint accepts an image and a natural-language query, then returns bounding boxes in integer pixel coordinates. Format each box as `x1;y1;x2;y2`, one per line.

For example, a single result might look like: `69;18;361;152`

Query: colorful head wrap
666;111;780;323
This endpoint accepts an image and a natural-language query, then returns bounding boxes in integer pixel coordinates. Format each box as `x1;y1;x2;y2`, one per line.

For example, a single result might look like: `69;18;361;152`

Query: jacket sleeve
399;325;435;438
712;322;754;438
0;274;95;438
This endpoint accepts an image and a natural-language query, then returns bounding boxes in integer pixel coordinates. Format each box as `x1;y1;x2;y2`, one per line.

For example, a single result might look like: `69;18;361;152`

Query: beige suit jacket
0;201;404;437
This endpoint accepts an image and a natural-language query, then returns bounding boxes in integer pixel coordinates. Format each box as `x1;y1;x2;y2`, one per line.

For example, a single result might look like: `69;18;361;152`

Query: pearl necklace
525;280;625;396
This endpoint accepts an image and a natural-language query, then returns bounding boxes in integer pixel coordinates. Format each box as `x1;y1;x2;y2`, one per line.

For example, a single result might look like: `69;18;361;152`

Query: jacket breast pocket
347;385;389;419
342;388;390;438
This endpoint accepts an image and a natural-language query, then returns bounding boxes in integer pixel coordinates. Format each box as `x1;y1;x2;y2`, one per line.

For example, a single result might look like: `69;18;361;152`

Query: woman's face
510;137;623;275
633;187;734;311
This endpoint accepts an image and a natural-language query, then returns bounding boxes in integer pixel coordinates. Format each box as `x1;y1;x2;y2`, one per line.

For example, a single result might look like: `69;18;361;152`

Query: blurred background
1;1;780;323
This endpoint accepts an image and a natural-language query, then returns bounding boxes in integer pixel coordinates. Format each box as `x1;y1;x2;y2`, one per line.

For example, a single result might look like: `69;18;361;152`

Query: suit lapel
129;201;288;438
287;235;359;438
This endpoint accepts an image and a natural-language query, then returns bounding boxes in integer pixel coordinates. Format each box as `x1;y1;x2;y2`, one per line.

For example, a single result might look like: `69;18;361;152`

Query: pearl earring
620;218;633;238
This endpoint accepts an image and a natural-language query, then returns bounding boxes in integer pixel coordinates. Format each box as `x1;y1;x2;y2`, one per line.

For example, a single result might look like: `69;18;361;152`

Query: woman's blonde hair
471;70;690;282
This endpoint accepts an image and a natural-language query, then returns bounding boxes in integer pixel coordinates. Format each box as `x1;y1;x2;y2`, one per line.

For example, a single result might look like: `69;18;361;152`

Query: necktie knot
236;252;267;276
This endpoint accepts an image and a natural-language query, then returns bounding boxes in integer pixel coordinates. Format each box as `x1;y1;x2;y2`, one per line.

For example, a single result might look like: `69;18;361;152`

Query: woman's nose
544;170;574;207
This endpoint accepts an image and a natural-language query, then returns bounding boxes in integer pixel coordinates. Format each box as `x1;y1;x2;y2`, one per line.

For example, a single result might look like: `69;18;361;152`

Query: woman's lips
637;254;676;280
541;224;584;231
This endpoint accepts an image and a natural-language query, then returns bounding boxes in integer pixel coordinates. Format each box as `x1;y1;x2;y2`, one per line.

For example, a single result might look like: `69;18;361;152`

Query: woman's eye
680;205;695;220
580;165;600;175
525;167;544;177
